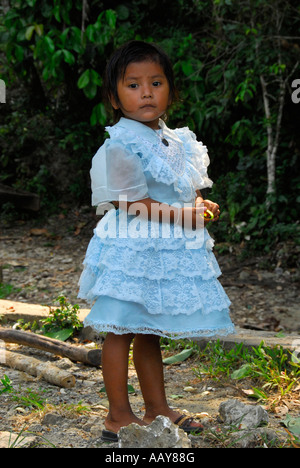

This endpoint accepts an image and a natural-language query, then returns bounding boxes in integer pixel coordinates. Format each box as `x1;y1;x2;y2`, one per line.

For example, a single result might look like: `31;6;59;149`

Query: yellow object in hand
200;209;214;220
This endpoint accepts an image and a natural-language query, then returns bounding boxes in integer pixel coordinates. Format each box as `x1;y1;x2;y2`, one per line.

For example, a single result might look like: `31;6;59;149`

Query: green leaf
105;9;117;29
163;348;194;365
84;81;97;99
116;5;129;20
181;61;194;77
14;45;24;62
90;69;102;86
282;415;300;436
43;36;55;54
77;70;90;89
90;103;107;126
100;384;135;394
43;328;74;341
25;25;35;41
34;24;44;37
231;364;253;379
78;70;102;98
248;387;268;401
62;49;75;65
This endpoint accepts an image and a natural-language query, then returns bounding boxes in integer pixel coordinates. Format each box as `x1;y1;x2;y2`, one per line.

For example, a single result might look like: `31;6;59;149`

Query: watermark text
291;338;300;363
0;79;6;104
291;79;300;104
95;196;207;249
0;340;6;364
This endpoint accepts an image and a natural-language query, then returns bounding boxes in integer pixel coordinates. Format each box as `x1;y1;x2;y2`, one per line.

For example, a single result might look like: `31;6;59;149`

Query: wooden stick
3;349;76;388
0;183;40;211
0;328;101;367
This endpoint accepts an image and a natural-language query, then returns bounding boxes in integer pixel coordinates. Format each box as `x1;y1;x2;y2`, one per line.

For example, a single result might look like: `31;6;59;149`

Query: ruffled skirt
78;209;234;339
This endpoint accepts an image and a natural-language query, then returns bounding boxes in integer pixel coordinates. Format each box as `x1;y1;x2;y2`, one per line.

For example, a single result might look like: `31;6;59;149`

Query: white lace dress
78;117;234;338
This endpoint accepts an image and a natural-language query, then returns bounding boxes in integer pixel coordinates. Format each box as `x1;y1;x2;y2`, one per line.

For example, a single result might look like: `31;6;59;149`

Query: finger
212;211;220;222
195;205;206;216
195;200;205;209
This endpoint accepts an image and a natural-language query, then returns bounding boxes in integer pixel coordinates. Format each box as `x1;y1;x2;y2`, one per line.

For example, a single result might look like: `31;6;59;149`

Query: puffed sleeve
90;140;149;207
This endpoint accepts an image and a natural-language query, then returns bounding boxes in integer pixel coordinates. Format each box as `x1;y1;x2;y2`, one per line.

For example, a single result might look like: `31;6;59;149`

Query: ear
110;94;120;110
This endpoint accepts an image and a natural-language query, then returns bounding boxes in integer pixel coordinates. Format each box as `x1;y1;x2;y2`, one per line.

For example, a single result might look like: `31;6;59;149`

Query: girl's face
111;60;172;130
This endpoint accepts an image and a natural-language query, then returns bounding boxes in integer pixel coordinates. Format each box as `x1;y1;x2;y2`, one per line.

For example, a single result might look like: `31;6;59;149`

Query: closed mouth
140;104;156;108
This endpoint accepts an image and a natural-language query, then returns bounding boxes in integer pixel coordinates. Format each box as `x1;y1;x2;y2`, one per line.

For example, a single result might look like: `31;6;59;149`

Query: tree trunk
2;349;76;388
0;328;101;367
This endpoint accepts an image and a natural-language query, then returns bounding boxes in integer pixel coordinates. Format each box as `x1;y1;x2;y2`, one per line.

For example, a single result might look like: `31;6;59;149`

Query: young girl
78;40;235;441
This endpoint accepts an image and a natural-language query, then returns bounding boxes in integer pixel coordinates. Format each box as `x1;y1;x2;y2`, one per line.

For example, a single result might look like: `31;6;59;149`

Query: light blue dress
78;117;235;339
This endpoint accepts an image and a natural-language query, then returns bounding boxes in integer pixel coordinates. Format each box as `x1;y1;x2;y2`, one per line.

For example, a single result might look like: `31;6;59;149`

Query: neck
140;119;160;130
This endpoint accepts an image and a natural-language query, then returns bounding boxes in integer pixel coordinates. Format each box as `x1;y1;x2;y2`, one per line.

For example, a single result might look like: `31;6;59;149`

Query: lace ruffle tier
78;225;231;318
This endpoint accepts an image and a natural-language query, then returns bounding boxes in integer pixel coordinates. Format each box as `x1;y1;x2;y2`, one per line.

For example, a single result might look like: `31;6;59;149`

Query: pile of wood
0;183;40;211
0;327;101;388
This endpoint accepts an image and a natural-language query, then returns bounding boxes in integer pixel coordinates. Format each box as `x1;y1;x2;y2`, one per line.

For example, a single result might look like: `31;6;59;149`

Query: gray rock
42;412;63;426
219;399;269;429
80;326;104;344
0;431;37;448
118;415;191;448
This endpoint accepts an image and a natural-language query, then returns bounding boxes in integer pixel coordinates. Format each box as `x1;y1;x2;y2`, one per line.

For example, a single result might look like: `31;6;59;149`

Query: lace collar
107;118;186;176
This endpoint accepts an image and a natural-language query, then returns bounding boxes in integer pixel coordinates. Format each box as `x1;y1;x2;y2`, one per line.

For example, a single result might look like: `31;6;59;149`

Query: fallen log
0;328;101;367
2;349;76;388
0;183;40;211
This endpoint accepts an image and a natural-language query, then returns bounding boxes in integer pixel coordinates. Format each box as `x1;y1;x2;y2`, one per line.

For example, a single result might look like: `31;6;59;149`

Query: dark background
0;0;299;254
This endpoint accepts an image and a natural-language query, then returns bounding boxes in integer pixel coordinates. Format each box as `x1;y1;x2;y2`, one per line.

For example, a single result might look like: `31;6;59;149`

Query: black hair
103;40;178;123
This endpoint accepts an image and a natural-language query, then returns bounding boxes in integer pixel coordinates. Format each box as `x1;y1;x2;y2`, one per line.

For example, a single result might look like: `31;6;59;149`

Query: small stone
183;386;197;393
42;412;63;426
15;406;27;414
81;379;97;387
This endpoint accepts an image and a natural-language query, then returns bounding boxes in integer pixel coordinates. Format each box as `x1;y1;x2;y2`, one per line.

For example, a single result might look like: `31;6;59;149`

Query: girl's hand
177;205;206;230
195;198;221;223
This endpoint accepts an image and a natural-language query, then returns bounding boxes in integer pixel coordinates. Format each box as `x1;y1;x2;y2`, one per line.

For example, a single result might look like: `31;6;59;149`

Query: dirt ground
0;207;299;448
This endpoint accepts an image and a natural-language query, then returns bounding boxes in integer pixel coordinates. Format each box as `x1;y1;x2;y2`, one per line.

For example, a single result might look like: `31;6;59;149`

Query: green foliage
0;375;46;410
162;347;195;365
41;295;83;341
100;384;136;395
1;1;117;124
0;374;14;395
0;0;299;251
193;340;300;405
0;282;21;299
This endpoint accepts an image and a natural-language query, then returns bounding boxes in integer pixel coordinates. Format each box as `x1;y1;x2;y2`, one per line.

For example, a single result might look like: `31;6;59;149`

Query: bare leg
101;332;146;433
133;334;202;429
133;334;179;422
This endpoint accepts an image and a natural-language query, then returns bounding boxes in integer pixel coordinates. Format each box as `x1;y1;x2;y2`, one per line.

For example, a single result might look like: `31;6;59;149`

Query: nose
142;85;152;98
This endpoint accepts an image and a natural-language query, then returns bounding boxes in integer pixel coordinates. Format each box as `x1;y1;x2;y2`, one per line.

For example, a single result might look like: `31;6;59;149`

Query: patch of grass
160;338;299;412
6;425;57;448
0;375;47;410
0;282;21;299
192;340;300;410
